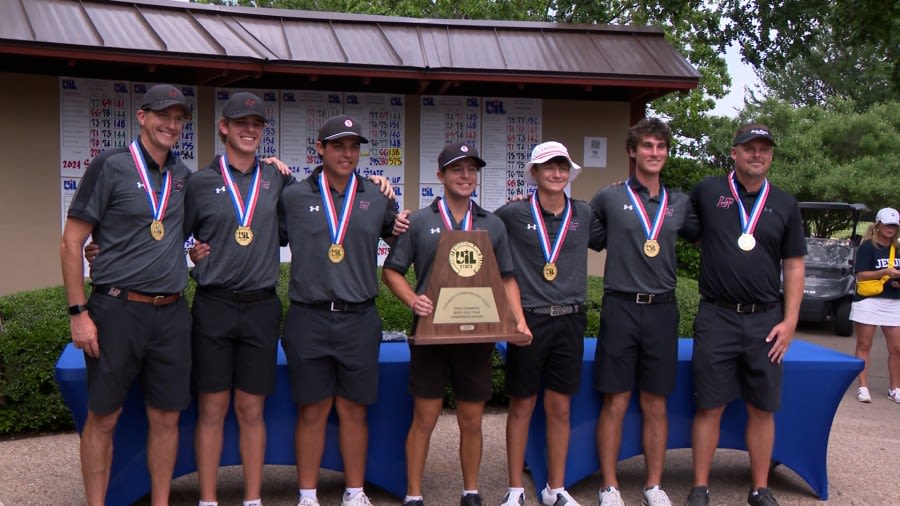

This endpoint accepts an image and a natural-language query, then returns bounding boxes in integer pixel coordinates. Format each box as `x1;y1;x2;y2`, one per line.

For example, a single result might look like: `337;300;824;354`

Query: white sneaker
342;492;372;506
598;487;625;506
298;497;319;506
542;485;581;506
500;489;526;506
641;486;672;506
889;388;900;404
857;386;872;403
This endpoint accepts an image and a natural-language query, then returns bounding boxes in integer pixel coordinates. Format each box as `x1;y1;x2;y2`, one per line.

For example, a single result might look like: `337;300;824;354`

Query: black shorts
84;291;192;415
692;300;783;412
282;303;382;406
505;311;585;397
408;342;494;402
191;290;282;395
594;295;679;395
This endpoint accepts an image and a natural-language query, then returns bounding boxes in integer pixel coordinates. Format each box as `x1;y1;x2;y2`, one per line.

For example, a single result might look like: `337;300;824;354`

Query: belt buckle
635;293;653;304
152;295;166;306
329;301;344;312
736;303;753;313
549;305;563;317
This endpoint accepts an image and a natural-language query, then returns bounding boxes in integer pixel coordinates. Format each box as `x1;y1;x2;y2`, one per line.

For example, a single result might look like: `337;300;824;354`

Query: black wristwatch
68;304;88;315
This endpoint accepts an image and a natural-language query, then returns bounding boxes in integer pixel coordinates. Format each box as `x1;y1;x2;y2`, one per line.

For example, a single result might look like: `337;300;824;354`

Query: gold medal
543;262;557;281
328;243;345;263
738;233;756;251
150;219;165;241
235;226;253;246
643;239;660;257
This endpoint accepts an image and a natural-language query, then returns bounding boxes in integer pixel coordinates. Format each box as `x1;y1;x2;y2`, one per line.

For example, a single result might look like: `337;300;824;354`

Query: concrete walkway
2;326;897;505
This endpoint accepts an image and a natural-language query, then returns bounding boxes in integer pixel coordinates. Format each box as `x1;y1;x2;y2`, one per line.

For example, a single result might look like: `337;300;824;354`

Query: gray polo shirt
590;179;699;294
495;197;604;308
185;156;294;291
280;167;397;303
68;140;190;293
384;198;514;293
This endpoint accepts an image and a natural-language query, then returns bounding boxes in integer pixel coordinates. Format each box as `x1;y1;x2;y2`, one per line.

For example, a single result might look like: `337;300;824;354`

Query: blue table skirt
500;338;862;501
55;341;413;506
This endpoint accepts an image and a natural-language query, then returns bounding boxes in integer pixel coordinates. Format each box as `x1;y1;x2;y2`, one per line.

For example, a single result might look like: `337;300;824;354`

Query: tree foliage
739;99;900;212
727;0;899;110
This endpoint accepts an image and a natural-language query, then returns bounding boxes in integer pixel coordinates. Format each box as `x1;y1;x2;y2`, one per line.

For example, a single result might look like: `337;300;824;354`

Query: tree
727;0;899;110
740;98;900;212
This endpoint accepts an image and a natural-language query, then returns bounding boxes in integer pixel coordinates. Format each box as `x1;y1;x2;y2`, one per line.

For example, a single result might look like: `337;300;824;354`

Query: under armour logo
215;186;226;194
623;204;633;210
309;205;320;212
430;227;441;234
136;182;144;189
526;224;537;230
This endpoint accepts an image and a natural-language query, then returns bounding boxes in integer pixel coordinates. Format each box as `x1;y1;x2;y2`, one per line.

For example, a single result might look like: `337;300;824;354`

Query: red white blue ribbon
129;139;171;223
624;178;667;242
219;154;261;229
529;192;571;266
319;171;358;245
438;197;473;231
728;171;769;237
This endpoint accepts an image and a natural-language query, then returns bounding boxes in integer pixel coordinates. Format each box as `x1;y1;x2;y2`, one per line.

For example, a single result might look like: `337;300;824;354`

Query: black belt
198;286;276;303
703;297;778;313
294;299;375;313
525;303;583;317
92;285;180;306
605;290;676;305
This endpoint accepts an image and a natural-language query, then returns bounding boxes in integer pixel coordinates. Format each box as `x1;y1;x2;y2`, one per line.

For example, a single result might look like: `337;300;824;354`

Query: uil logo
448;241;483;278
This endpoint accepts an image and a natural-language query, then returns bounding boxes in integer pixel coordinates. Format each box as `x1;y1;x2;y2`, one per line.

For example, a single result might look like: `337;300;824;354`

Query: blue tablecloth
504;338;862;500
55;341;413;506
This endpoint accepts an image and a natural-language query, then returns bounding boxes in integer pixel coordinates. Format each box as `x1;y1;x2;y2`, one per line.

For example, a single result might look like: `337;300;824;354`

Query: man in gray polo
382;141;531;506
279;114;401;506
61;84;192;506
590;118;699;506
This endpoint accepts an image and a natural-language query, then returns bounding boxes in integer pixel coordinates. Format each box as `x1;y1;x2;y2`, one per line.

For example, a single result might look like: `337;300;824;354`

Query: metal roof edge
101;0;666;35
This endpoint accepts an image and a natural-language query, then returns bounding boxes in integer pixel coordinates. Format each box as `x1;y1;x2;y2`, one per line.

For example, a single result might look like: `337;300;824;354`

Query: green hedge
0;265;700;436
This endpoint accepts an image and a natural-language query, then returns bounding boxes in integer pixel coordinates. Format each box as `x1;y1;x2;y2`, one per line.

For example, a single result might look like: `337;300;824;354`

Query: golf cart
796;202;869;336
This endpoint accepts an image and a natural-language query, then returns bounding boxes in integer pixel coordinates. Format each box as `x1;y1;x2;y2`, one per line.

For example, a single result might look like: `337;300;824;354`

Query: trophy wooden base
412;230;528;346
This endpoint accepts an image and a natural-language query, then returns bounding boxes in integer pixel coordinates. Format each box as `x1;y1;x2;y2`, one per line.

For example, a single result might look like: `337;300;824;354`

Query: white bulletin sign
344;93;405;185
59;77;131;179
419;96;481;187
279;90;343;180
480;97;542;210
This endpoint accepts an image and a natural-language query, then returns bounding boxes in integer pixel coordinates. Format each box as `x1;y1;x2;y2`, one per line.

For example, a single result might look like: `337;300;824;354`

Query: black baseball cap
732;126;777;146
438;142;486;169
139;84;188;113
318;115;369;143
222;92;267;120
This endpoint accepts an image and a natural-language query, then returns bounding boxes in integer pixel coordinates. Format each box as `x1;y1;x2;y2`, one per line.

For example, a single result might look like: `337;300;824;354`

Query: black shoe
747;488;779;506
685;486;709;506
461;493;485;506
402;500;425;506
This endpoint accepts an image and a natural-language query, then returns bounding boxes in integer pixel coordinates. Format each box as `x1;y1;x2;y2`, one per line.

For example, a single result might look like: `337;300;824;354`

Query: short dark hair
626;118;672;153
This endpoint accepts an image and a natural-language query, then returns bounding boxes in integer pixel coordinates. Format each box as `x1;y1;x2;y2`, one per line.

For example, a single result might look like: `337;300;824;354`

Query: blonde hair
864;222;900;247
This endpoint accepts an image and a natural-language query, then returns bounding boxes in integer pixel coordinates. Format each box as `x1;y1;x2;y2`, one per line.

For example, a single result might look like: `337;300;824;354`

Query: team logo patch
716;196;735;208
359;200;370;210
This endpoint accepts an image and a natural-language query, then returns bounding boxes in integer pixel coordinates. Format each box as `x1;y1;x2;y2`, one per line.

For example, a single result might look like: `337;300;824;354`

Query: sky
711;43;763;117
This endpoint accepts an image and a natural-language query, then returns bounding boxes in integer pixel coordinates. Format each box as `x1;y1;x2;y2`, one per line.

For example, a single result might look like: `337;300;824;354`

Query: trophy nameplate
411;230;529;345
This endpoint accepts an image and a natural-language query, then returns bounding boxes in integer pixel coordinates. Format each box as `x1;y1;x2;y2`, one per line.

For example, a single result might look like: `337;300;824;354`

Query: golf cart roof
799;202;869;212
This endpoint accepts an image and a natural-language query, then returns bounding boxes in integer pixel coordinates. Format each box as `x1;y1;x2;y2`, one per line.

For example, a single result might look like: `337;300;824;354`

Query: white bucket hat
524;141;582;185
